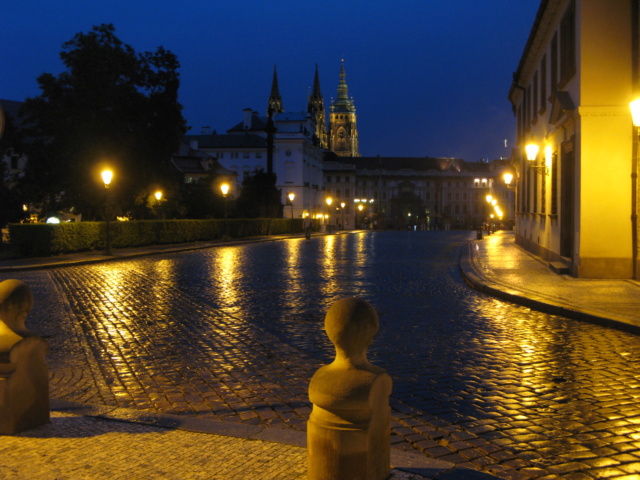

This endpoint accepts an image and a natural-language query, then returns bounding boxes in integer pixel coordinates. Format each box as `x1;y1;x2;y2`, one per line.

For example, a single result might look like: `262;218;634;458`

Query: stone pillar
0;279;49;434
307;298;392;480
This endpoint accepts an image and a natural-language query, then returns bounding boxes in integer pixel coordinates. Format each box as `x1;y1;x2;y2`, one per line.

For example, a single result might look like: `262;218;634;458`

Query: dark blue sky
1;1;540;161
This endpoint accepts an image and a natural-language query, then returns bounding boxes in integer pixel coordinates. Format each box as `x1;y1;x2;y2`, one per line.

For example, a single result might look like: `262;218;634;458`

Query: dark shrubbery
9;218;303;257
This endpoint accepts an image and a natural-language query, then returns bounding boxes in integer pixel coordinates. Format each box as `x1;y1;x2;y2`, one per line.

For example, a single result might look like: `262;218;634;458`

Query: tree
20;24;186;219
234;169;283;218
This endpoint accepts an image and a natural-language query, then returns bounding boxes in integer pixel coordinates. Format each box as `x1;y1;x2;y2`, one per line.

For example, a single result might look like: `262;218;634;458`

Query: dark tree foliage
20;24;186;219
0;112;28;227
234;169;282;218
179;173;228;219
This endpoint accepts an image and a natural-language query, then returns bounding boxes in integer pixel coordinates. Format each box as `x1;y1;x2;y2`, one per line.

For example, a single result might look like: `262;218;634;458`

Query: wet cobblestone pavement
3;231;640;479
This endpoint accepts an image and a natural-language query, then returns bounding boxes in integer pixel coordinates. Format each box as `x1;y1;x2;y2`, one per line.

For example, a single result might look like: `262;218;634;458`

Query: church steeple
267;65;284;115
307;64;328;149
329;60;359;157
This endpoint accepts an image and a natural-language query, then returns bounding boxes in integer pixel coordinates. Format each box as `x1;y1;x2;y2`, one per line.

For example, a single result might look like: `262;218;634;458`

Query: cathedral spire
308;64;328;149
267;65;284;115
329;60;359;157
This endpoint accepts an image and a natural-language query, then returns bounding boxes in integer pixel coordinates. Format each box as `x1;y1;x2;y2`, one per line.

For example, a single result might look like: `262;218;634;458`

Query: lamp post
154;190;163;219
101;169;113;256
221;182;230;238
340;202;345;229
326;197;333;232
288;192;295;234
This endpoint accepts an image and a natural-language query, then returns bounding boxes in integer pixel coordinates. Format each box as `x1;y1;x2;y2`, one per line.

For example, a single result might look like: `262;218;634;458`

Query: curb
460;241;640;336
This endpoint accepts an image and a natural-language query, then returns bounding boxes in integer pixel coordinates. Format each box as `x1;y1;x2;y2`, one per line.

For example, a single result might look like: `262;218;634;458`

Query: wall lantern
524;142;548;175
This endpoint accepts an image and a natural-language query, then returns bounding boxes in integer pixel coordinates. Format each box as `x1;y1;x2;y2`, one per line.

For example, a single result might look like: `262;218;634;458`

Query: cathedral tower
307;65;328;149
267;65;284;115
329;61;359;157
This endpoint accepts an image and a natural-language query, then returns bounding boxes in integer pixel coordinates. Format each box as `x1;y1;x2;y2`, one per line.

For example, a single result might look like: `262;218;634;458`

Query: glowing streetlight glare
101;169;113;187
503;173;513;185
326;197;333;206
358;204;363;211
220;183;230;196
525;143;539;161
288;192;295;203
631;99;640;127
154;190;163;201
486;195;493;203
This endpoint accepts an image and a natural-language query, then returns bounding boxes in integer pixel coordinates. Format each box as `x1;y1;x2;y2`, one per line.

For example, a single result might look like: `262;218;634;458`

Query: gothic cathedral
267;61;359;157
328;61;359;157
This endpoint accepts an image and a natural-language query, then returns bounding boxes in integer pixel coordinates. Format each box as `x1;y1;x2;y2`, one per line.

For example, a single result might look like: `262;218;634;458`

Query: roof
184;133;267;149
327;155;494;174
227;115;268;133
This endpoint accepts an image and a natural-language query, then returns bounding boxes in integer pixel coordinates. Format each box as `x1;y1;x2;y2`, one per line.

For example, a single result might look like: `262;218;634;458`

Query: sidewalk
461;230;640;334
0;399;493;480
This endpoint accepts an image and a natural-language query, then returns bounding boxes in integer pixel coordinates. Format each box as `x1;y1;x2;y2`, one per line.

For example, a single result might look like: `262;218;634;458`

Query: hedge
8;218;304;257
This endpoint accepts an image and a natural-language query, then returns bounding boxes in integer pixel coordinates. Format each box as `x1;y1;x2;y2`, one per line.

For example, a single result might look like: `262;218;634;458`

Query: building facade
509;0;638;278
323;155;510;231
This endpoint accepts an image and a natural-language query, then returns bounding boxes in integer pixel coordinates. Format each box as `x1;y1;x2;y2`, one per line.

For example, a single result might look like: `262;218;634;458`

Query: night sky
1;1;540;162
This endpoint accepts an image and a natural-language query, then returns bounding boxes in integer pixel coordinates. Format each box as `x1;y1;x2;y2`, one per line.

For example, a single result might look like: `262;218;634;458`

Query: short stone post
307;298;392;480
0;279;49;434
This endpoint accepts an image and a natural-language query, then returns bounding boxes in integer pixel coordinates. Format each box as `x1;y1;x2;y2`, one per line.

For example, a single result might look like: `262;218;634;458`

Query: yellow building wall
575;0;633;277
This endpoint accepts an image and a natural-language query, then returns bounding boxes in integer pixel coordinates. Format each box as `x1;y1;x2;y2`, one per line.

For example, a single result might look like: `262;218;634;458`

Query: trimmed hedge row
9;218;304;257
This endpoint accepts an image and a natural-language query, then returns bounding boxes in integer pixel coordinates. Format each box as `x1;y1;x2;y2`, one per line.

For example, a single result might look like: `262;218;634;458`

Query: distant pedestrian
303;216;313;239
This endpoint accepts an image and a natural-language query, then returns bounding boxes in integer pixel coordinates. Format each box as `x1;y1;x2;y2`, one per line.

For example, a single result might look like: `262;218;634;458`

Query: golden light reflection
320;234;340;298
213;247;241;313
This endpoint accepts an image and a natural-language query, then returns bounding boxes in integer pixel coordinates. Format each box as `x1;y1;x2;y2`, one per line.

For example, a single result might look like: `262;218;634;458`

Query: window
243;152;250;159
327;176;332;183
256;152;262;158
474;178;480;187
559;1;576;86
532;71;539;122
336;176;341;183
540;54;547;113
551;32;558;90
345;176;350;182
345;188;350;197
551;152;558;215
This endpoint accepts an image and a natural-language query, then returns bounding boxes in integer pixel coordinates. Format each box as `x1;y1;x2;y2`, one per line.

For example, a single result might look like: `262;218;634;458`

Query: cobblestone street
3;231;640;479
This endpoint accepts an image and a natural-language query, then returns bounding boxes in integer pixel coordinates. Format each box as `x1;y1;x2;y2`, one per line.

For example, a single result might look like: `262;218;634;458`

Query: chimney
243;108;252;130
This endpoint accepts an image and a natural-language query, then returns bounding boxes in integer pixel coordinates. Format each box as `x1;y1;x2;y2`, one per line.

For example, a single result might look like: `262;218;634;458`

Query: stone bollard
0;279;49;434
307;298;392;480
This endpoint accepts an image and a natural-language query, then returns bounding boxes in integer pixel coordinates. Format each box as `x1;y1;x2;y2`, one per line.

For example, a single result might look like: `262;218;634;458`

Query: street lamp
221;182;230;237
340;202;345;229
101;169;113;256
288;192;295;233
326;197;333;231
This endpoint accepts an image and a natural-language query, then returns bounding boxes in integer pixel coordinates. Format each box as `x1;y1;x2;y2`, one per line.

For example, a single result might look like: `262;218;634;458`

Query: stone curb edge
49;398;499;479
0;231;358;272
460;241;640;336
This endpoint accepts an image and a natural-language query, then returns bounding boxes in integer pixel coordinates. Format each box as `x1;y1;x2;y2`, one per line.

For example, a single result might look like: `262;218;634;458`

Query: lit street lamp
101;169;113;256
288;192;295;233
220;183;230;237
340;202;345;229
325;197;333;231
